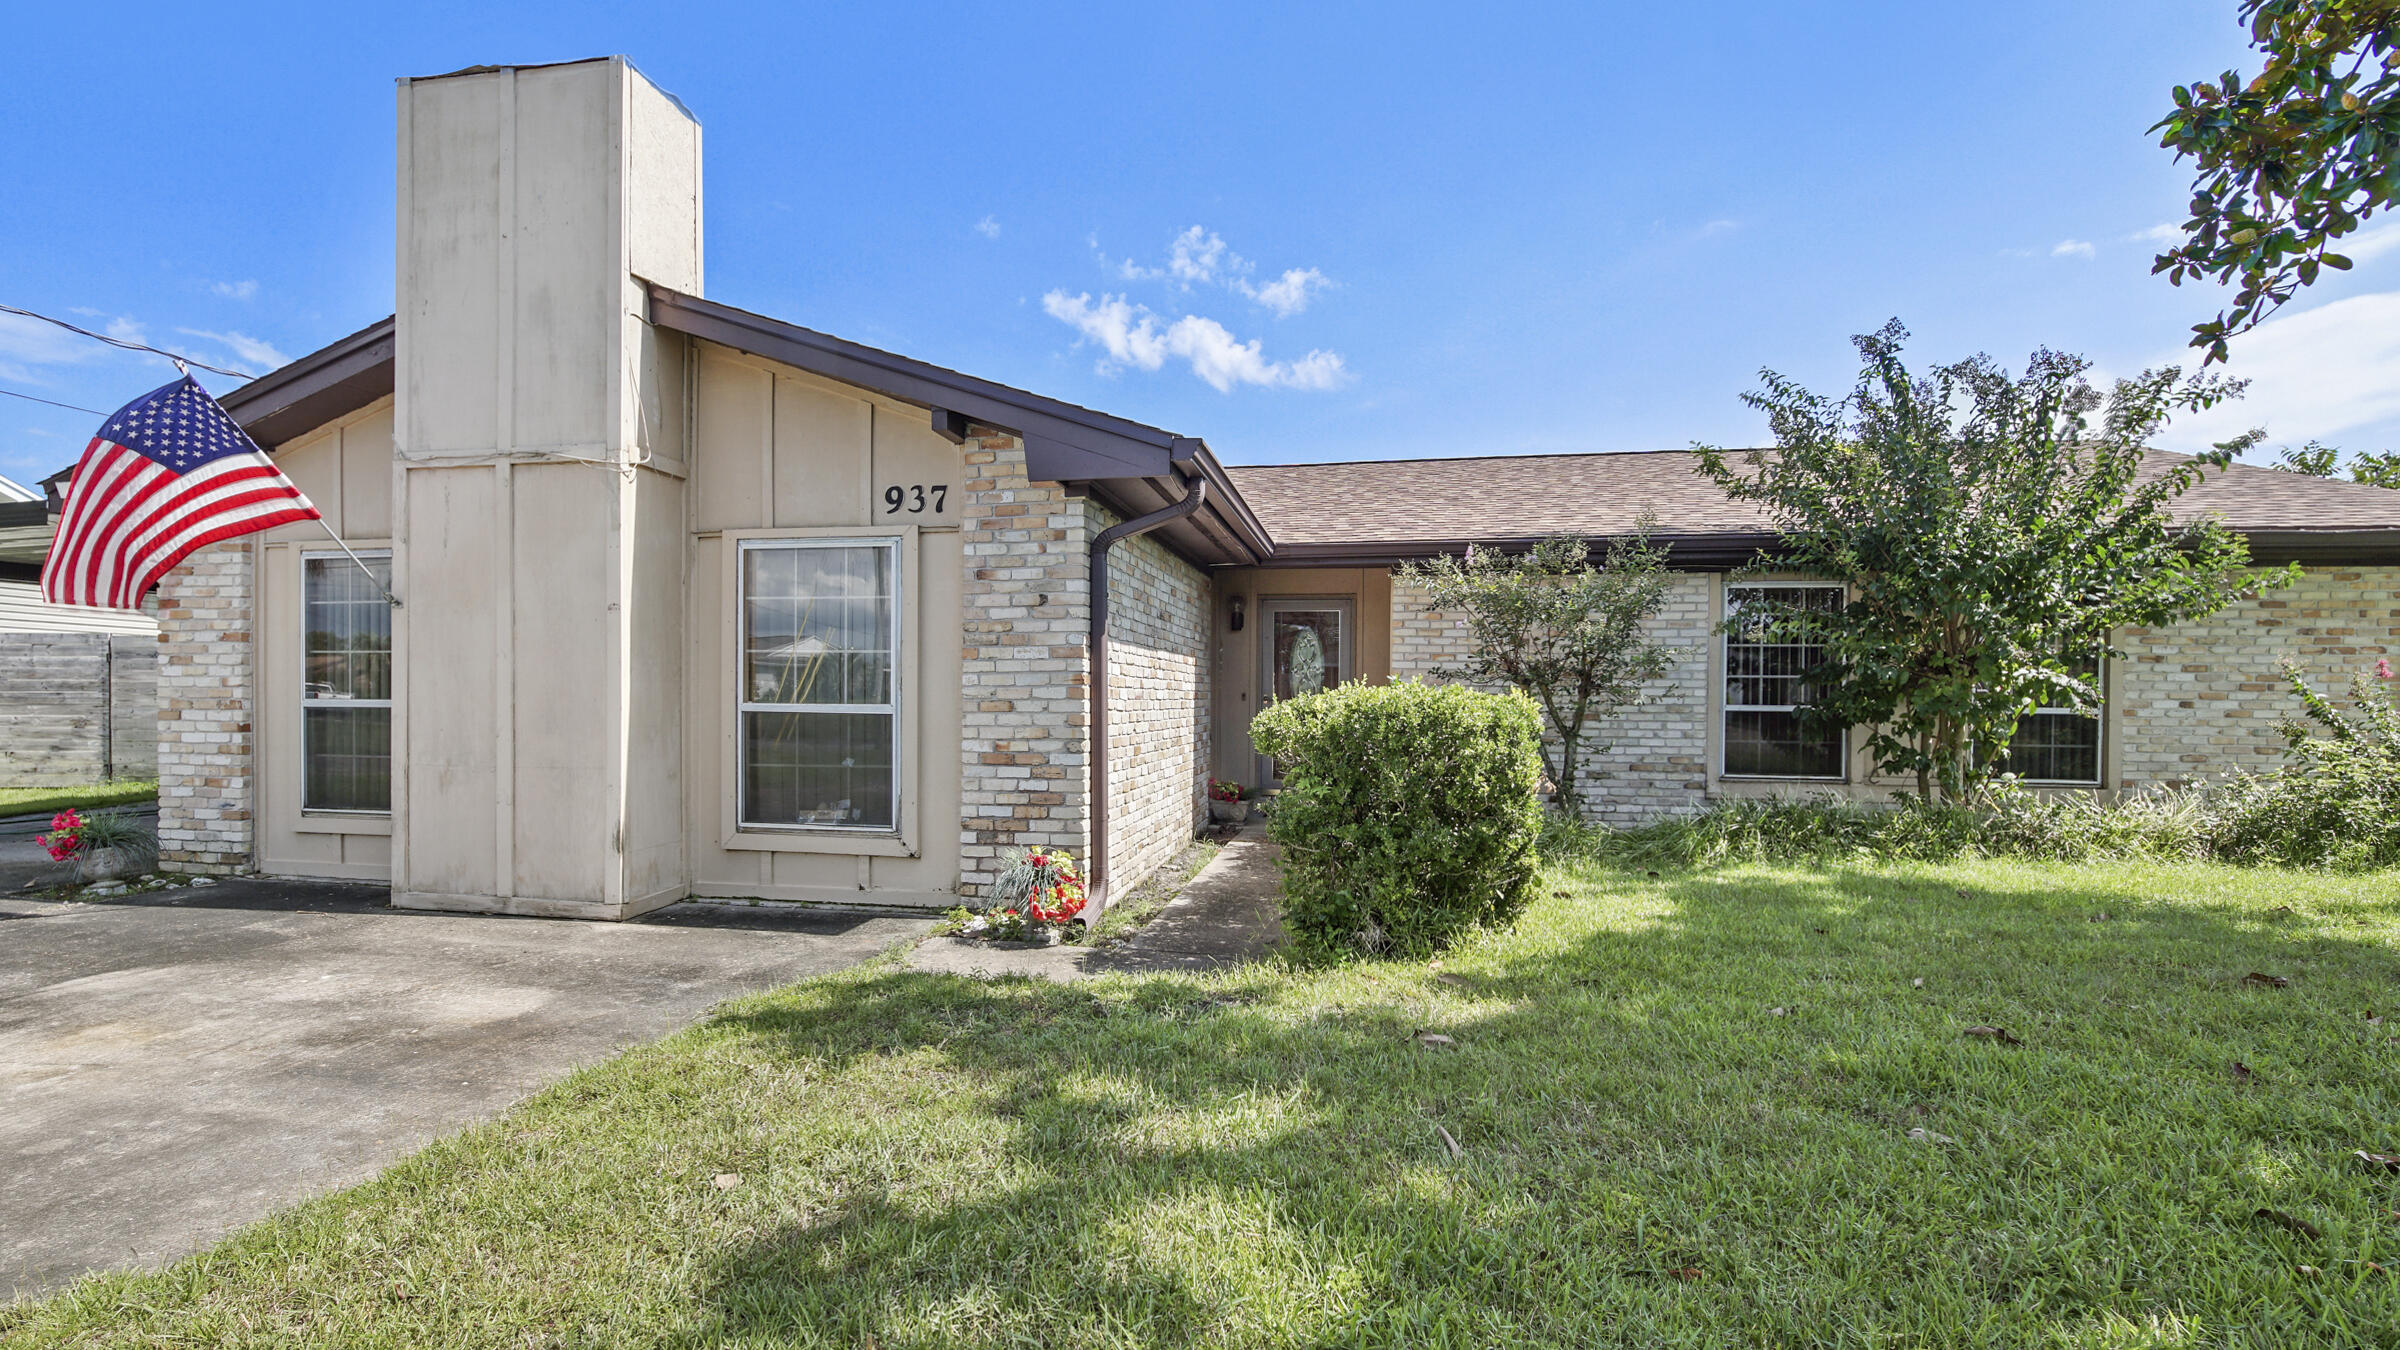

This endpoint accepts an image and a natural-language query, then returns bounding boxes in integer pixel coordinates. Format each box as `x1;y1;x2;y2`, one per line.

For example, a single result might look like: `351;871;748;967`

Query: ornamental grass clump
1251;680;1545;960
968;846;1089;941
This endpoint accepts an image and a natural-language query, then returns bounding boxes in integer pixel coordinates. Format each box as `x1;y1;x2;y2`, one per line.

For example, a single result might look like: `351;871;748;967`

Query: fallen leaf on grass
713;1174;743;1190
1412;1031;1457;1049
1436;1125;1464;1160
1955;889;1971;900
2230;1061;2255;1084
1911;977;1925;989
2243;972;2291;989
2367;1009;2384;1028
1552;891;1569;899
2297;1264;2322;1277
1812;927;1827;935
2355;1150;2400;1173
1964;1025;2023;1046
2089;912;2113;922
1666;1266;1702;1281
1906;1127;1957;1145
2255;1208;2322;1239
1768;1006;1792;1017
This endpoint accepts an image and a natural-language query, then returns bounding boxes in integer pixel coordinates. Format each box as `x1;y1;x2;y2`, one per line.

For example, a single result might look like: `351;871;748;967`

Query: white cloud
1697;218;1740;238
2052;239;2097;259
1167;226;1230;284
2128;223;2182;245
1100;225;1335;316
974;216;1001;239
1041;290;1347;392
2336;221;2400;265
1243;267;1329;318
2156;289;2400;453
177;328;289;372
209;279;259;300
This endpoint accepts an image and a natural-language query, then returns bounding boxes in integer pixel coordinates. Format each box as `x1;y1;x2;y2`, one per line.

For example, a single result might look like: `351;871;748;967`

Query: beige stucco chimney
391;57;699;917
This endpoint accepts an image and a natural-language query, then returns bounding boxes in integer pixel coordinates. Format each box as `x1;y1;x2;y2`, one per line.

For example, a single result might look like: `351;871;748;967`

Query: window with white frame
738;539;899;830
1722;584;1845;779
302;552;392;812
1995;654;2103;784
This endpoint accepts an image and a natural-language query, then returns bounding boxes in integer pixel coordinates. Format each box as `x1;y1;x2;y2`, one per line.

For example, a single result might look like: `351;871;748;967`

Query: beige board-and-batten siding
1101;514;1212;898
1391;571;1715;825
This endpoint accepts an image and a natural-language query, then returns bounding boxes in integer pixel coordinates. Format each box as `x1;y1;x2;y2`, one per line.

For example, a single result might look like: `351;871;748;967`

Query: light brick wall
1104;520;1211;895
2117;565;2400;787
1390;570;1714;824
153;541;253;873
0;634;156;787
957;433;1094;897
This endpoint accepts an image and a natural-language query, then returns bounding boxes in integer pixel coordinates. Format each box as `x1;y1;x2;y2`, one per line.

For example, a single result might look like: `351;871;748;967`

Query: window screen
739;540;898;830
1723;584;1844;778
302;553;392;812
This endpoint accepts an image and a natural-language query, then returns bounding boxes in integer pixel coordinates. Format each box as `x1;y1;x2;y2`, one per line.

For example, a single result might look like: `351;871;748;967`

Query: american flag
41;375;319;609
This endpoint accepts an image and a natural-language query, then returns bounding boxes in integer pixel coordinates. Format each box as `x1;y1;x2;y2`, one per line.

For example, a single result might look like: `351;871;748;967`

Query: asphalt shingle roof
1225;449;2400;549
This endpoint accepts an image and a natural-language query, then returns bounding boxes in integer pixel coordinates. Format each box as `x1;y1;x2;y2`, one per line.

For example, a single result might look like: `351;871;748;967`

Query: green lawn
0;780;156;820
10;858;2400;1346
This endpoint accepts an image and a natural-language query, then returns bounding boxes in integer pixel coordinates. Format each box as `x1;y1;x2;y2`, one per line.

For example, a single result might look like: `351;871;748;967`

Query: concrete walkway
908;826;1284;981
0;880;928;1299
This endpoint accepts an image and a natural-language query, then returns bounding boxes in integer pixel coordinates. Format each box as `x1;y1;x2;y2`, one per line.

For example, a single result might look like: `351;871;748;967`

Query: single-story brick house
142;57;2400;918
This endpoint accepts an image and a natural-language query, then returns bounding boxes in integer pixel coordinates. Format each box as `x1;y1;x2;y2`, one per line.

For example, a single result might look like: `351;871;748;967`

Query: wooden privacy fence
0;633;157;789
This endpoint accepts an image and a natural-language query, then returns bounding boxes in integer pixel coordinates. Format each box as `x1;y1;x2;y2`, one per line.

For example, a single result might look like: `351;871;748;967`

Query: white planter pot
1208;798;1247;823
78;846;141;884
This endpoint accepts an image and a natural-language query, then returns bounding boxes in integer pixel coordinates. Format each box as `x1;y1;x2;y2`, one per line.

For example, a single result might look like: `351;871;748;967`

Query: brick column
957;432;1093;897
153;539;254;873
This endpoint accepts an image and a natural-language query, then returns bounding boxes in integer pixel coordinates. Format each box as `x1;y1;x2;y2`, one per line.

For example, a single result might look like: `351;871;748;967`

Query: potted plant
966;846;1089;944
1207;778;1248;823
39;808;158;885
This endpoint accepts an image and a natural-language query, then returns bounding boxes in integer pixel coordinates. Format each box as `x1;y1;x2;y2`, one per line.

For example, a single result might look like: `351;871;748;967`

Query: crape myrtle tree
1695;320;2296;804
1397;527;1677;821
2156;0;2400;360
2274;438;2400;487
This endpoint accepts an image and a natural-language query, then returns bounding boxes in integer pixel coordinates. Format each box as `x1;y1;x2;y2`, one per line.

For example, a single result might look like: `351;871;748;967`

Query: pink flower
2378;658;2393;680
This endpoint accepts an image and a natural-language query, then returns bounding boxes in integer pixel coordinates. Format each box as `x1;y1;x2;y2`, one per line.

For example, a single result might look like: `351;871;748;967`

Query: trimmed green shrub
1251;681;1545;959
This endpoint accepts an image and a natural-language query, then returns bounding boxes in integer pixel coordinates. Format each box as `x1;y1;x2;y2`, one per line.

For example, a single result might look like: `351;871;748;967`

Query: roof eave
216;316;396;448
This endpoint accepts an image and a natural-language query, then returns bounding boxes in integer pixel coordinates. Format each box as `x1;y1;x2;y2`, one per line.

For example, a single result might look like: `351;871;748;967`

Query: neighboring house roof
0;473;35;503
1228;450;2400;567
0;577;157;635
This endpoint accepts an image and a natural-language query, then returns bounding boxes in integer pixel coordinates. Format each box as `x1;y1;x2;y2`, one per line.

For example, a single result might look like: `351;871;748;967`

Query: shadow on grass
653;861;2400;1346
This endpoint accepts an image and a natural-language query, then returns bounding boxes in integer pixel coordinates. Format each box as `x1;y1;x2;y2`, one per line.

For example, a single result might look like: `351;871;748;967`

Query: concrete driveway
0;874;929;1299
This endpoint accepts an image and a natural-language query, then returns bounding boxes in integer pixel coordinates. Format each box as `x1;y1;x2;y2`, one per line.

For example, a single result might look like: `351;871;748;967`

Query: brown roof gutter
1087;471;1208;913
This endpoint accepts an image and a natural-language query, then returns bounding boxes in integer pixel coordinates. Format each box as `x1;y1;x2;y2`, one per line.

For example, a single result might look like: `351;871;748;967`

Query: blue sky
6;1;2397;493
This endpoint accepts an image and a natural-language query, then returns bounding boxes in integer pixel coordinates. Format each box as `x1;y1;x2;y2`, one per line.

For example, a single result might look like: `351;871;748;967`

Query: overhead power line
0;386;107;416
0;302;262;380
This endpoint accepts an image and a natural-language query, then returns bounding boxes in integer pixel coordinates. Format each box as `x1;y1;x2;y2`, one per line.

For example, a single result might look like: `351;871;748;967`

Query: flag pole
167;356;400;610
311;518;402;608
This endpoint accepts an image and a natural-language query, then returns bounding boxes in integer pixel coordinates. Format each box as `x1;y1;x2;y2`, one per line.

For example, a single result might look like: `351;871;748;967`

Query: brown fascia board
216;317;396;449
648;284;1276;566
652;286;1173;480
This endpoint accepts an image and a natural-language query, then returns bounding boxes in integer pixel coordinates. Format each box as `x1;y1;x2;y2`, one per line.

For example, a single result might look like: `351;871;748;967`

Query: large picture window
738;539;898;830
1722;584;1845;779
1996;656;2103;784
302;552;392;812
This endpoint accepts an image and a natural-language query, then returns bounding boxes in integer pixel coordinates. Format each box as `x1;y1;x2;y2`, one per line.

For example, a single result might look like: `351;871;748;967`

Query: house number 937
884;484;948;515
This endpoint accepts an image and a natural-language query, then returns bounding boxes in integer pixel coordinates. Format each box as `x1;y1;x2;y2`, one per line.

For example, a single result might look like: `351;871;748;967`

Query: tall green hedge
1250;680;1545;959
